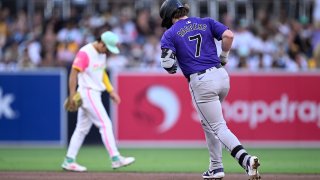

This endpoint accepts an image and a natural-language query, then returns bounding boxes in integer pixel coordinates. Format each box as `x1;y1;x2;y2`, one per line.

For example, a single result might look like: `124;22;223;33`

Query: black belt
187;63;222;82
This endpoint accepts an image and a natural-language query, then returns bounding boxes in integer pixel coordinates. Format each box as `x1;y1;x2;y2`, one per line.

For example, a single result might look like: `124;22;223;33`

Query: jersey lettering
188;34;202;57
177;23;207;37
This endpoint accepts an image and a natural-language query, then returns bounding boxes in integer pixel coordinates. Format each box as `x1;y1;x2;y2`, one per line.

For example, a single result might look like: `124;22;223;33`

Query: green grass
0;146;319;174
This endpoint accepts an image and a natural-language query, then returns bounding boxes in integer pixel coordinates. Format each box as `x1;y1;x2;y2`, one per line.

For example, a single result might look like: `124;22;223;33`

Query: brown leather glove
64;92;82;112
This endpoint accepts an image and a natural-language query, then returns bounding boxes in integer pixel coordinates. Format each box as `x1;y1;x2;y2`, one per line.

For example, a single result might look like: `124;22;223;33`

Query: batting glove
219;51;229;66
164;62;178;74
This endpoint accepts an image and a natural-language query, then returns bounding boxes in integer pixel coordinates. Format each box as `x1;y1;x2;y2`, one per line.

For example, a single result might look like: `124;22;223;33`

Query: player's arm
161;48;178;74
220;29;234;66
67;51;88;107
65;67;80;110
103;70;114;93
70;51;88;95
103;71;121;104
69;67;80;98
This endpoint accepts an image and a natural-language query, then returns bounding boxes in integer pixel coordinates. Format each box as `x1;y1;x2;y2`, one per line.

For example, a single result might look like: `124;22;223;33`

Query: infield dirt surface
1;172;320;180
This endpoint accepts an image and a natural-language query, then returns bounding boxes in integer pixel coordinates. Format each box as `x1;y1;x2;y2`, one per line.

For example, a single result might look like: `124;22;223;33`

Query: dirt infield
1;172;320;180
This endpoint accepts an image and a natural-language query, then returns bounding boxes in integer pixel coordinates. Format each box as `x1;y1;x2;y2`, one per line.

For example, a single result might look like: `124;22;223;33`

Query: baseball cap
101;31;120;54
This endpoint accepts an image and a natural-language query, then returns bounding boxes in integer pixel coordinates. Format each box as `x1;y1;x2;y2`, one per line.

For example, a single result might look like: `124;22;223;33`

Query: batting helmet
160;0;186;28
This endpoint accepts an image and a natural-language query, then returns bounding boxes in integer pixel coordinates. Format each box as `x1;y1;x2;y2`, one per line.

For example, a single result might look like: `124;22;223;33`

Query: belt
187;63;222;82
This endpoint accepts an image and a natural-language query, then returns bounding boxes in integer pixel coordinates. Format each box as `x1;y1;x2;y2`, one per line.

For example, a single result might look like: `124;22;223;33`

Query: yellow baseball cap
101;31;120;54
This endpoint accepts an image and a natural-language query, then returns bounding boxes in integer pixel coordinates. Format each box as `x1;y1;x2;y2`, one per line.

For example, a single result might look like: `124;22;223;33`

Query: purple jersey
160;17;228;77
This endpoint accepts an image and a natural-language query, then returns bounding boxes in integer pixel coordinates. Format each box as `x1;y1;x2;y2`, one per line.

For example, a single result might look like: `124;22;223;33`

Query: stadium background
0;0;320;147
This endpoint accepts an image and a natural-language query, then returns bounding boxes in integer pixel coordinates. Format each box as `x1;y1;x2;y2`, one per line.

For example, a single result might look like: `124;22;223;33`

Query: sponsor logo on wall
0;87;17;120
116;73;320;142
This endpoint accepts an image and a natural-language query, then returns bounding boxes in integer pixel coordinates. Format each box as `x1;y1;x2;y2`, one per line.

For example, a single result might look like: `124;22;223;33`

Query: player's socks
111;155;120;162
65;157;75;163
231;145;251;169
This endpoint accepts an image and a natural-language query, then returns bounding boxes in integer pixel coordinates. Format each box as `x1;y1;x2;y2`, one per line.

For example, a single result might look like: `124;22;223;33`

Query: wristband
220;51;229;57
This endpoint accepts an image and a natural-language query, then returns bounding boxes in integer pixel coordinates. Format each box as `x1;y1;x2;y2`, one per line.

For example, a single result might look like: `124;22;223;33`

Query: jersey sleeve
103;71;114;93
160;31;176;53
206;18;229;41
72;51;89;71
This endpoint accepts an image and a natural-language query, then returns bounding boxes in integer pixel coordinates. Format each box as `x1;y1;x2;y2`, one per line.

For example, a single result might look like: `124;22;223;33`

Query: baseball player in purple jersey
159;0;261;179
61;31;135;172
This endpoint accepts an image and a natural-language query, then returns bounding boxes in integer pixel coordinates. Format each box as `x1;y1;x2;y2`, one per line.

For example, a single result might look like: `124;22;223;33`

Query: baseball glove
64;92;82;112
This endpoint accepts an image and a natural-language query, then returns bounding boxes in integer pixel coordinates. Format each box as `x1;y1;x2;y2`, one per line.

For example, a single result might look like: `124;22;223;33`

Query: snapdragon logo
0;87;17;119
134;85;180;133
146;86;180;133
223;94;320;129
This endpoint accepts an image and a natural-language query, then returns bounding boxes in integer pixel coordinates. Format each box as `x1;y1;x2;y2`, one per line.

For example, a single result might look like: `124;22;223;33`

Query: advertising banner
116;72;320;147
0;69;67;146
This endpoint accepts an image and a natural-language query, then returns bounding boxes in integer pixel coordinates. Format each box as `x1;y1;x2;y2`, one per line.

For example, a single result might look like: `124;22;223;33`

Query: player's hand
161;48;178;74
164;63;177;74
110;91;121;104
64;92;82;112
219;51;229;66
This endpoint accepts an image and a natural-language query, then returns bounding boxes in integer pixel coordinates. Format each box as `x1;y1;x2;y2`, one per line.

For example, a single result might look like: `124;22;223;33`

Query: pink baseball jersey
72;43;107;91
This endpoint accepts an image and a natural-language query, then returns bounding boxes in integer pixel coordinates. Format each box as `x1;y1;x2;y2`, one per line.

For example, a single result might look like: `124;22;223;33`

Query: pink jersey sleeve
72;51;89;71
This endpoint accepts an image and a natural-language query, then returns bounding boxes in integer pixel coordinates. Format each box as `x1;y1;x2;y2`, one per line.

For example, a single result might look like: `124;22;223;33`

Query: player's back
161;17;228;76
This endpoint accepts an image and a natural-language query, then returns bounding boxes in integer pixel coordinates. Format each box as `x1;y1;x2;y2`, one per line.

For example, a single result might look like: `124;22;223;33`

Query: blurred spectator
32;11;44;38
56;41;78;67
0;0;319;72
142;35;161;68
56;20;83;45
232;18;255;68
313;0;320;24
272;46;290;69
56;19;82;67
12;10;28;43
311;23;320;68
0;8;9;60
238;56;248;69
26;36;42;66
40;51;56;67
312;42;320;69
250;31;277;70
129;43;143;68
112;7;138;45
135;9;154;45
18;47;36;69
221;13;234;30
41;19;58;67
107;54;129;72
1;41;19;70
288;20;311;59
285;52;308;72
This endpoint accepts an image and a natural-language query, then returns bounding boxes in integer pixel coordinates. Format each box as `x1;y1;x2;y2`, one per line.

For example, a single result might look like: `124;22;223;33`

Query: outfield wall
1;69;319;148
0;68;67;147
115;71;320;148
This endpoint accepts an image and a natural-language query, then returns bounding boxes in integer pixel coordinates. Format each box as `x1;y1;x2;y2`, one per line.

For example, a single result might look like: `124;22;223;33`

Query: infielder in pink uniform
61;31;135;172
